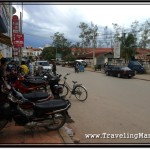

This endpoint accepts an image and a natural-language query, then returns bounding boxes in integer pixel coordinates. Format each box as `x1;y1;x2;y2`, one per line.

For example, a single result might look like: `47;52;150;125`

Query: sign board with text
114;40;121;58
13;33;24;48
12;15;24;48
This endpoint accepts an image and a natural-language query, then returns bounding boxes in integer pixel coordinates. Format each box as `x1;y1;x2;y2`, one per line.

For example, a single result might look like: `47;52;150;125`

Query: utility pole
9;3;12;58
19;11;22;65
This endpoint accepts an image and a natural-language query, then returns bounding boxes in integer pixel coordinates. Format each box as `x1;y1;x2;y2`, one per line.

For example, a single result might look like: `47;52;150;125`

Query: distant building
22;46;42;59
71;47;150;65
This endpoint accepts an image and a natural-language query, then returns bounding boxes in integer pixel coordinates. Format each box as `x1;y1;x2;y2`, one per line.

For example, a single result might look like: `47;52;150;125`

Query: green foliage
41;46;55;61
51;32;72;59
120;33;136;61
139;19;150;48
64;54;77;61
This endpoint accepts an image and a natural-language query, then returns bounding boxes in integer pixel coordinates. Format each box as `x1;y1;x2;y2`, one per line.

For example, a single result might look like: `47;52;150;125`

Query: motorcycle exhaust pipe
45;103;71;115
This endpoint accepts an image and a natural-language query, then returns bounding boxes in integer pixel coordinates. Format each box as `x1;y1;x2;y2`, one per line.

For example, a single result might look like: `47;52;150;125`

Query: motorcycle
8;73;48;94
42;72;63;98
0;79;71;131
8;70;63;99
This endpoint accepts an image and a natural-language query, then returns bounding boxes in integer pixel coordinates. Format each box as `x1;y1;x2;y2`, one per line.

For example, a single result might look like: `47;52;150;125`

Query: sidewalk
85;67;150;81
0;121;73;146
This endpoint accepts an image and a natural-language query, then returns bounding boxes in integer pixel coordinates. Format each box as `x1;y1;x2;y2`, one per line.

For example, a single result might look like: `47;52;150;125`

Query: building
71;47;150;66
72;48;114;65
0;2;15;58
22;46;43;60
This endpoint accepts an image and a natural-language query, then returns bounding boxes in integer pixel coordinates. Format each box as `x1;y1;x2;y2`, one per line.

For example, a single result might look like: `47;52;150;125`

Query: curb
133;77;150;81
58;125;74;144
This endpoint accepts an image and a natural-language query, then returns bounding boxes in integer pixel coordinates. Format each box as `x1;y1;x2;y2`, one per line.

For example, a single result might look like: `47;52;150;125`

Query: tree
63;53;76;61
139;19;150;49
112;23;122;41
79;22;91;52
41;46;55;61
103;26;110;48
71;42;82;56
130;20;140;48
51;32;72;59
121;33;137;62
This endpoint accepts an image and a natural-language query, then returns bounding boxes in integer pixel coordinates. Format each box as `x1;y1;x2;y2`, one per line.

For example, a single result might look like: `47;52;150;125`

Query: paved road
57;66;150;144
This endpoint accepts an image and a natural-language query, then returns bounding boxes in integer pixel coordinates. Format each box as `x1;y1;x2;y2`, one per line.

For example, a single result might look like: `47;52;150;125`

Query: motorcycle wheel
0;119;8;131
44;113;66;131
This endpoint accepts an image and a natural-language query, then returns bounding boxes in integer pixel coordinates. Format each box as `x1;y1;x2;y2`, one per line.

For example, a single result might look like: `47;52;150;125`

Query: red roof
32;48;42;51
72;48;113;53
72;48;113;58
72;47;150;59
136;48;150;54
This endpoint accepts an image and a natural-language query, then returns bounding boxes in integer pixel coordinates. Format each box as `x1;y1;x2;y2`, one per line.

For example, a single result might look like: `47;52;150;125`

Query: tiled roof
72;47;150;59
32;48;42;51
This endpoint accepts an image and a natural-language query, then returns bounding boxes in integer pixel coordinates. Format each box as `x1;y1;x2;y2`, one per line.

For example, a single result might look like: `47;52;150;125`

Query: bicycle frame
62;77;73;93
60;73;88;101
61;73;81;95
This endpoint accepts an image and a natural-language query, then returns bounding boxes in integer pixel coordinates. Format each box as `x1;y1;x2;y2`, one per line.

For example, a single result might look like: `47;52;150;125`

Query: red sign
13;33;24;48
12;15;24;48
12;15;19;34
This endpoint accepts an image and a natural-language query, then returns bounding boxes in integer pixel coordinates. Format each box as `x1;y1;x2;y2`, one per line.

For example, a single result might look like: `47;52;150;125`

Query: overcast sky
13;3;150;47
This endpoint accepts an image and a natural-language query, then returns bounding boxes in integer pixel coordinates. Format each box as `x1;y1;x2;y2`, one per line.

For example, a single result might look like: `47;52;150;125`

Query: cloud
13;4;150;47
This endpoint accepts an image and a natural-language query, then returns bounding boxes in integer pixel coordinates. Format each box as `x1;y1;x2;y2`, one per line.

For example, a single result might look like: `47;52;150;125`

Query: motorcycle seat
34;99;70;112
26;76;43;80
23;92;50;102
25;79;46;85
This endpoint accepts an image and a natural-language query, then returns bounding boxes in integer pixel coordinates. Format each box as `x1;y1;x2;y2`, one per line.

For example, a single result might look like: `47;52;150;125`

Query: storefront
0;33;12;59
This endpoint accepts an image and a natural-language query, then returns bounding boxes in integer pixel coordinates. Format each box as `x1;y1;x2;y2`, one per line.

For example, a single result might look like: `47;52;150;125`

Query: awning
0;33;12;47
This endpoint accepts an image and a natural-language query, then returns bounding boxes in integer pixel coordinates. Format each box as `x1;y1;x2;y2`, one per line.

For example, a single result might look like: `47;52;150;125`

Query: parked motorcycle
0;79;71;131
9;73;48;94
7;70;63;99
42;72;64;98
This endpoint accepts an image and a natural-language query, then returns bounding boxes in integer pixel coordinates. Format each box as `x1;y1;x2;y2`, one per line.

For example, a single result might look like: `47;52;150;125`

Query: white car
34;61;52;72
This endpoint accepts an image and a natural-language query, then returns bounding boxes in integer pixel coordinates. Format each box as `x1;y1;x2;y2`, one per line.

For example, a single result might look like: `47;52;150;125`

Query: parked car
128;61;145;74
105;66;135;78
34;60;52;73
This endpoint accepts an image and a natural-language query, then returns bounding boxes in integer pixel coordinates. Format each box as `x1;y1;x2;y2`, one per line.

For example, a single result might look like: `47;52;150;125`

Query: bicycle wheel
59;84;69;97
74;85;88;101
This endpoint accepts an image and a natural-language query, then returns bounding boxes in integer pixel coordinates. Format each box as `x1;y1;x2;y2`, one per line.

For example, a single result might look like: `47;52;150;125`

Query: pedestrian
27;60;33;76
20;61;29;76
6;60;17;72
75;62;79;73
0;58;8;93
52;60;57;75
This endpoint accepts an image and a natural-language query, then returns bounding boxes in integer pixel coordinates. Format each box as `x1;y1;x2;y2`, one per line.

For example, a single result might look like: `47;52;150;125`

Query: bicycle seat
72;81;77;84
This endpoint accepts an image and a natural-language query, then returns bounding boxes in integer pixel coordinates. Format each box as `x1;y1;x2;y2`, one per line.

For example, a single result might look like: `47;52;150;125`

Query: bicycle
59;73;88;101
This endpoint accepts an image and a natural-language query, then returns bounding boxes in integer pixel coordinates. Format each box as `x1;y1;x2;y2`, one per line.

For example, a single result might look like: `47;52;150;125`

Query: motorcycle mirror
44;76;47;79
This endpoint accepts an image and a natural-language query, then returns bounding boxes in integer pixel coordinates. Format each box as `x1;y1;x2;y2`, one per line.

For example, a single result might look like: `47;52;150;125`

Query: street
57;66;150;144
